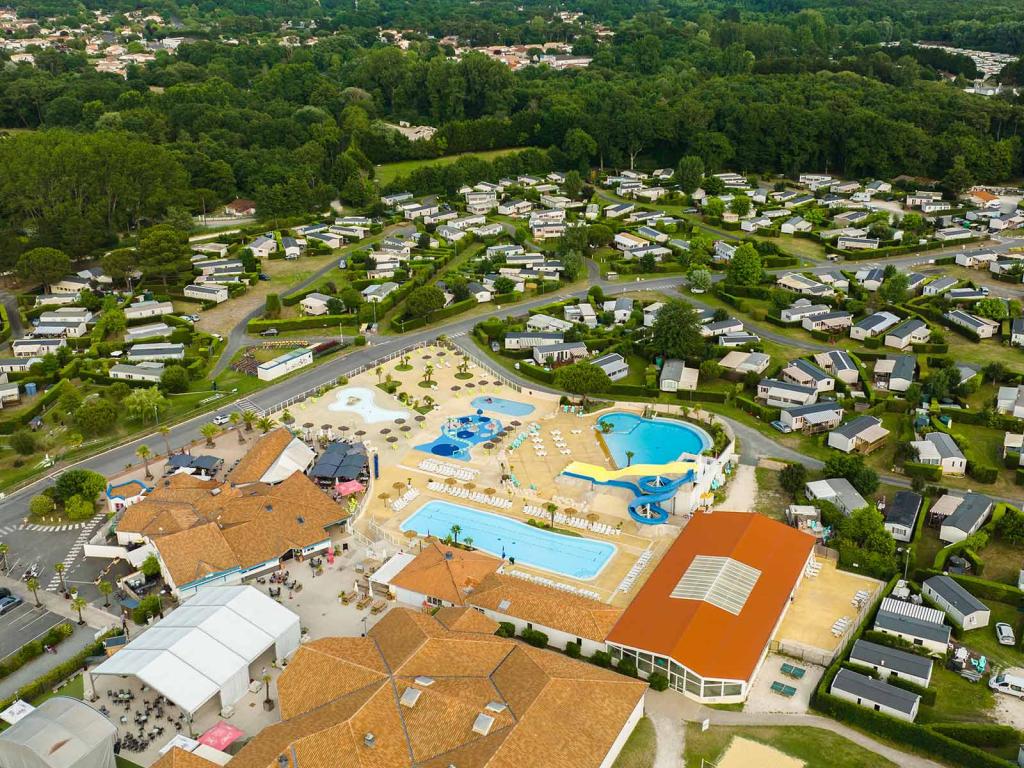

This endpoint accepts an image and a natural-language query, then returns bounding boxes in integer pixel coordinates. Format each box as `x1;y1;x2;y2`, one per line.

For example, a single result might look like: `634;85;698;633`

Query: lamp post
897;546;910;580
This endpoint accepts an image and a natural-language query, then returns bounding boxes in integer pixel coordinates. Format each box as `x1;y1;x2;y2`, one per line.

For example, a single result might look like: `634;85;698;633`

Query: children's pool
414;414;503;461
597;412;711;468
400;500;615;580
327;387;410;423
470;396;535;417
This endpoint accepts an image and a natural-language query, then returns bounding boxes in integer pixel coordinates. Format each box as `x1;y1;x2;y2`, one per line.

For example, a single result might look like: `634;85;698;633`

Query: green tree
878;273;909;305
730;195;751;217
822;454;879;496
265;293;282;319
65;494;94;521
493;276;516;294
687;267;712;292
124;387;168;423
137;224;191;288
74;398;117;437
29;495;55;518
942;155;973;197
703;197;725;218
406;285;446;319
101;248;138;291
975;297;1008;320
54;469;105;503
779;463;808;498
16;247;70;290
9;429;37;455
651;299;706;360
726;243;763;286
563;127;597;172
54;562;67;593
97;579;113;608
563;170;584;199
160;365;190;393
553;362;612;408
136;444;153;479
27;577;41;607
200;422;219;447
140;553;162;579
676;155;704;194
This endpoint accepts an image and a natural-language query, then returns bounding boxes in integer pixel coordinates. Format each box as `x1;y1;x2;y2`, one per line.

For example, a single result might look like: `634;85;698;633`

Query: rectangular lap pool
400;500;615;580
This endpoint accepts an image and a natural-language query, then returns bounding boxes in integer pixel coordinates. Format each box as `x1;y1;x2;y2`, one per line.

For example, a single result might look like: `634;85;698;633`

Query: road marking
44;513;105;592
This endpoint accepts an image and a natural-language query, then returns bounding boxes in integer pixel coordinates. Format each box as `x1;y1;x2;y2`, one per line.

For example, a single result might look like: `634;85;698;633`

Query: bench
770;681;798;697
781;662;806;679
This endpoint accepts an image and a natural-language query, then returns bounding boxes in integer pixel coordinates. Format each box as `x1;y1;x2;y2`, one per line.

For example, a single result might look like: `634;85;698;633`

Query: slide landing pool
327;387;410;423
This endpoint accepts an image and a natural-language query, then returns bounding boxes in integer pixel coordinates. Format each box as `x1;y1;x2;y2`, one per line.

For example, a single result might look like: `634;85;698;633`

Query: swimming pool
470;396;535;417
414;414;503;461
597;412;710;468
400;500;616;580
327;387;410;423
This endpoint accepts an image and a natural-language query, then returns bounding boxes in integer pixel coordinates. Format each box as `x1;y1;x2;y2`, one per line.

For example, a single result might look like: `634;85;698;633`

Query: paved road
0;289;23;340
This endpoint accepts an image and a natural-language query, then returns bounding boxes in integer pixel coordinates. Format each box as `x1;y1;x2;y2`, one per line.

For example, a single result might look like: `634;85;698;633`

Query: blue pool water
597;412;710;468
471;396;535;417
401;500;616;580
415;414;503;461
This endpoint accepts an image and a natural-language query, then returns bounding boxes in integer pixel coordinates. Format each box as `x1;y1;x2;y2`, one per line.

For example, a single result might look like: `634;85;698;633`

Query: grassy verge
611;716;656;768
754;466;789;520
375;148;526;186
683;723;898;768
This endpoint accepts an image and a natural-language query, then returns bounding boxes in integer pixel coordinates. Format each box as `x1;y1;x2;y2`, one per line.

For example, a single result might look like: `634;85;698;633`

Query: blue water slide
563;471;694;525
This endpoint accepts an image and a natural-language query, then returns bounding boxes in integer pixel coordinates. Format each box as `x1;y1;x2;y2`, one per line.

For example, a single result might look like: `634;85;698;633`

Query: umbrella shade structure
395;418;407;424
510;421;522;427
422;355;432;360
393;481;406;490
338;425;350;432
336;480;365;496
464;482;476;490
355;430;366;436
386;436;398;443
478;380;489;386
451;386;461;392
414;415;427;422
379;428;392;434
483;443;495;451
444;477;458;486
484;488;496;495
378;493;391;501
565;508;578;516
321;424;331;431
493;380;503;386
400;425;412;432
465;382;476;388
303;422;314;429
403;530;418;539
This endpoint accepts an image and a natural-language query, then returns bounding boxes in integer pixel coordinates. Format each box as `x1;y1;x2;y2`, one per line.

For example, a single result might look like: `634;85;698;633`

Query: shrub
160;364;190;393
28;494;54;518
132;595;163;625
589;650;613;668
64;495;94;521
140;553;162;578
495;622;515;638
927;723;1019;748
520;627;549;648
354;335;367;346
616;658;638;677
54;469;105;503
647;672;669;691
564;641;581;658
9;428;36;455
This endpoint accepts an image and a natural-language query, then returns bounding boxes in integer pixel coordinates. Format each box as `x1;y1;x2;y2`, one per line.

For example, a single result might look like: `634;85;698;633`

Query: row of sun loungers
805;558;822;578
505;569;602;601
521;505;620;535
390;488;420;512
418;459;478;480
428;481;513;509
617;549;654;593
831;616;851;637
851;589;871;609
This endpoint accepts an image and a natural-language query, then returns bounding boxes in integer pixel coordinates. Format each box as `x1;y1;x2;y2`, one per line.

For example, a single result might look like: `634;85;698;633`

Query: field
754;466;789;520
683;723;897;768
375;148;527;186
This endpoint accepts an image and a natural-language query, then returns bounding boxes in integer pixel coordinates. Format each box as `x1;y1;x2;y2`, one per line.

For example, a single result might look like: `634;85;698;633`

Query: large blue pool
471;396;535;417
401;500;616;580
597;412;710;468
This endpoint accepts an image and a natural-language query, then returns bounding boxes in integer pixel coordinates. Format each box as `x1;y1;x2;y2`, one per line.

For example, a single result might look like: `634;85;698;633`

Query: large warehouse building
606;511;815;703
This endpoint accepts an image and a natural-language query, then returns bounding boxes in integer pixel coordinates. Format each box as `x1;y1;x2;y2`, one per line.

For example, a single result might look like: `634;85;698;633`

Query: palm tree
27;577;40;607
242;410;257;432
200;422;219;447
545;502;558;528
458;358;469;377
626;450;635;467
450;524;461;544
376;366;383;383
71;596;86;625
229;412;244;443
97;579;113;608
422;364;435;386
256;416;275;433
401;355;410;368
598;421;614;434
0;543;8;573
463;536;474;550
136;444;153;479
54;562;67;594
158;425;172;457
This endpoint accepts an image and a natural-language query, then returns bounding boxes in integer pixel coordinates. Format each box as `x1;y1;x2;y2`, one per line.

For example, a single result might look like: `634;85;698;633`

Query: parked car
212;414;230;426
260;328;279;337
0;595;22;615
0;587;10;600
990;671;1024;698
996;622;1016;646
770;420;793;434
258;273;270;281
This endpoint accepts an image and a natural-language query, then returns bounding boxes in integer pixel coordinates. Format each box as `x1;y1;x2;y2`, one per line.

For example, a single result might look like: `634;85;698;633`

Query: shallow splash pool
470;396;535;417
400;499;615;580
597;412;711;468
327;386;410;423
414;414;503;461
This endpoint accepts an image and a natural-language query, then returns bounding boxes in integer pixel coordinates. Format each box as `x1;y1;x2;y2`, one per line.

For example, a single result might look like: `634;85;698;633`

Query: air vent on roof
363;733;376;748
265;504;273;512
497;599;511;611
472;713;495;736
210;487;221;496
400;687;421;708
484;701;507;714
297;516;305;524
414;675;435;687
444;551;454;560
277;755;288;768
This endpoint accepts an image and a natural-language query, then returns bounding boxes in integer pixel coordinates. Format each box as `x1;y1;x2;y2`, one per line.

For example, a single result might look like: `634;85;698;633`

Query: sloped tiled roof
389;539;502;606
227;427;295;484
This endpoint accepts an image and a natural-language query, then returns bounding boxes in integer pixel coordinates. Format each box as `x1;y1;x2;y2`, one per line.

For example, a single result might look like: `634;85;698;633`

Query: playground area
715;737;805;768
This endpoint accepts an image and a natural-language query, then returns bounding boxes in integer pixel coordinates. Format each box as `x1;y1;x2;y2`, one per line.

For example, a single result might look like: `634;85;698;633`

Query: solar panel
670;555;761;616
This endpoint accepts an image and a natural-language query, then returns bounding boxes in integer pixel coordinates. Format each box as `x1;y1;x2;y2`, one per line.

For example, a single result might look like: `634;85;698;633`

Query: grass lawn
611;716;656;768
959;599;1024;670
913;525;946;573
917;665;995;725
754;466;790;520
683;723;897;768
375;148;526;186
977;537;1024;586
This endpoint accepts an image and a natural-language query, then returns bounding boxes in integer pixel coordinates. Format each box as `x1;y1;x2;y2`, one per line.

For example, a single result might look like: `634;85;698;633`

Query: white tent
89;586;300;715
0;697;116;768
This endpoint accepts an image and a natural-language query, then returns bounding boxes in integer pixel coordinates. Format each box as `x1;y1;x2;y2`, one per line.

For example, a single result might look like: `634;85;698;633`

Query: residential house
935;227;972;241
604;298;634;324
849;639;933;688
814;350;859;385
1012;318;1024;347
934;492;993;544
659;359;698;392
776;273;833;297
591;353;629;382
125;300;173;321
780;358;835;393
700;319;745;338
803;311;853;333
922;575;990;630
50;276;91;294
882;490;922;542
781;216;812;234
828;416;890;455
225;198;256;216
533;341;588;366
780;300;829;324
718;332;760;347
923;276;957;296
604;203;634;218
281;236;303;259
805;478;868;515
910;432;966;476
183;284;228;304
948;287;988;302
873;355;916;392
714;241;738;262
837;237;880;251
780;401;844;434
945;309;999;338
110;362;165;383
248;234;277;259
125;322;172;343
0;358;40;374
504;332;564;351
884;319;930;350
817;270;850;292
11;338;65;358
642;302;664;328
757;378;818;407
830;669;920;723
636;226;669;243
565;303;598;328
998;384;1024;417
466;282;492;303
300;293;332;316
498;199;532;215
362;282;399;303
855;268;885;291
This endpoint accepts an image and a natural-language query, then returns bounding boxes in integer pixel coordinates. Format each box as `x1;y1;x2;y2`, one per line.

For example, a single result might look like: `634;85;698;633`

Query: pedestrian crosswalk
233;397;260;414
448;331;468;339
45;513;106;592
0;524;21;537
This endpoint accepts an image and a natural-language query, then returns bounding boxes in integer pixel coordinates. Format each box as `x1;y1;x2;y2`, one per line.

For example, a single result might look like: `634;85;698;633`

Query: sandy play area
716;737;805;768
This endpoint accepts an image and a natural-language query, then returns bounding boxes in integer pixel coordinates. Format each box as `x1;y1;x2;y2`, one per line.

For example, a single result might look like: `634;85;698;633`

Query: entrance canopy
90;586;300;715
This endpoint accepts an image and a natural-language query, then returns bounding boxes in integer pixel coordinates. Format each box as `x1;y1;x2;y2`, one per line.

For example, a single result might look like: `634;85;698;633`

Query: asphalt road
0;599;65;659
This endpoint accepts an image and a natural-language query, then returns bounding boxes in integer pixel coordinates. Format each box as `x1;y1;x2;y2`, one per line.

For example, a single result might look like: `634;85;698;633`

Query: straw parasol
493;380;503;386
386;436;398;443
355;430;366;436
445;477;458;486
465;382;476;389
478;380;489;386
395;417;406;424
404;530;418;540
510;420;522;427
565;508;578;517
400;425;411;432
484;488;496;495
414;414;426;422
451;385;461;392
587;513;599;523
392;481;405;490
377;492;390;501
379;427;392;434
464;482;476;491
483;442;495;451
321;423;331;431
338;425;350;432
303;422;314;430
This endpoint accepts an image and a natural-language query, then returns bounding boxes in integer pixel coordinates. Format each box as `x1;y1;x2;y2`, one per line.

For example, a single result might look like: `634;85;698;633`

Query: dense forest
0;0;1022;261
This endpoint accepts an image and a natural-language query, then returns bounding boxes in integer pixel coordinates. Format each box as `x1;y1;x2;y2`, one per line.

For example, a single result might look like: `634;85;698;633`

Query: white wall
473;607;606;656
598;696;645;768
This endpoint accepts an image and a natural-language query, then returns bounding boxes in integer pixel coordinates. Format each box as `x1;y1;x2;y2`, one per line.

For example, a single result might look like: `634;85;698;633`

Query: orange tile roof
227;427;296;485
151;748;221;768
972;189;998;202
230;607;646;768
434;606;500;635
389;539;502;606
606;512;814;682
468;573;622;643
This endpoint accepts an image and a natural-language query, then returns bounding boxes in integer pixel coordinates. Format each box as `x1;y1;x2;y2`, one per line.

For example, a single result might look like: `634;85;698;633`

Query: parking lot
0;600;67;660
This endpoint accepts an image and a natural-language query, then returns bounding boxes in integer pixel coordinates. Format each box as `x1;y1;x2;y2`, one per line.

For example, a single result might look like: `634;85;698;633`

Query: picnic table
770;681;798;697
356;594;372;610
781;662;806;679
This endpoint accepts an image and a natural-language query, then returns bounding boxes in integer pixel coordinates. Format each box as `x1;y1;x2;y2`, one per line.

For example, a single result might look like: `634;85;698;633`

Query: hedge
927;723;1020;748
0;622;74;679
0;379;68;435
518;361;555;384
0;631;116;713
903;462;943;482
913;569;1023;605
0;303;9;344
246;315;358;333
735;395;780;422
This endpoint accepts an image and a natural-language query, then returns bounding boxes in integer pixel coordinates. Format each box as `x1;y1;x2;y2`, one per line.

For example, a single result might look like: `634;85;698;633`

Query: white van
989;671;1024;698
